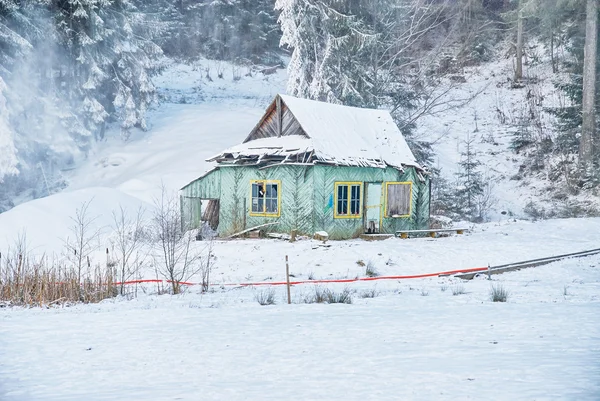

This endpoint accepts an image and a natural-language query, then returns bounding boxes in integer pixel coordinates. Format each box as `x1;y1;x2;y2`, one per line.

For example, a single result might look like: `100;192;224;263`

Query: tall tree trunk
514;0;524;82
580;0;598;169
550;33;557;73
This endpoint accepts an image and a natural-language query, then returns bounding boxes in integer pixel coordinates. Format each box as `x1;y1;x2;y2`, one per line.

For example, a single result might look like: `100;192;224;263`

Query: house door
364;183;382;233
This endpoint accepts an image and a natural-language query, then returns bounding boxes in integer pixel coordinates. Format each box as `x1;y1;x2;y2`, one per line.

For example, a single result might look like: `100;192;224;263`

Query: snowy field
1;218;600;400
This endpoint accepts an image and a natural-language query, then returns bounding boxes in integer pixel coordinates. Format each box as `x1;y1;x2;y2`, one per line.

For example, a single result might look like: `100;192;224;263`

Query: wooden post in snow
285;255;291;304
290;229;297;243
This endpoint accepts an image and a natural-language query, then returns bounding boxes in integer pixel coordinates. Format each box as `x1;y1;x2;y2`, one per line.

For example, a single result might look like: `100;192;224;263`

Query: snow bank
0;187;152;254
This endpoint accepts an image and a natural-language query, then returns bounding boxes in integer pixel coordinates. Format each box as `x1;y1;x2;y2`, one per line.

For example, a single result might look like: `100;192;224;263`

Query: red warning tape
114;267;488;288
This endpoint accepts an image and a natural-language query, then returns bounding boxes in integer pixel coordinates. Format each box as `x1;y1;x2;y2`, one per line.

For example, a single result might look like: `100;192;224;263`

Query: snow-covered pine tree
54;0;165;140
276;0;376;105
104;0;166;138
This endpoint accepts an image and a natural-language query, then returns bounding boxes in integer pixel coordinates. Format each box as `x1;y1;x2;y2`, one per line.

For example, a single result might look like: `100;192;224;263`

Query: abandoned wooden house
180;94;431;240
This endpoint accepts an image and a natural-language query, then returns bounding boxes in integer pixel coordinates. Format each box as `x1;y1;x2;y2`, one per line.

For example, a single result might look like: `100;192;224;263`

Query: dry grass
490;284;509;302
0;251;116;307
303;286;353;304
255;288;276;305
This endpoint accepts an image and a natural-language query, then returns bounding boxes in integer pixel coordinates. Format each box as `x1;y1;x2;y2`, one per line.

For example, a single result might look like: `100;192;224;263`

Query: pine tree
53;0;166;140
276;0;377;105
455;134;485;221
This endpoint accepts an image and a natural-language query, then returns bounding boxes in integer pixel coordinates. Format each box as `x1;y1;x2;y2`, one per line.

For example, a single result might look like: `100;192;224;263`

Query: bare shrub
64;200;102;299
255;288;276;305
325;287;353;304
110;205;146;296
198;240;214;292
151;186;203;295
360;288;379;298
365;261;379;277
490;284;509;302
440;284;448;292
452;285;466;296
312;286;328;303
303;286;352;304
420;288;429;296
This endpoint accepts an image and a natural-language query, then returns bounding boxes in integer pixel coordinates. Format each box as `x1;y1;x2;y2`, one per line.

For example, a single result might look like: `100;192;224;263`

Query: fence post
286;255;291;304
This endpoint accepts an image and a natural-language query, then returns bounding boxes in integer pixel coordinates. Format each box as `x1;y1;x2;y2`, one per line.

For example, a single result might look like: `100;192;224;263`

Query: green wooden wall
311;165;428;239
181;164;430;239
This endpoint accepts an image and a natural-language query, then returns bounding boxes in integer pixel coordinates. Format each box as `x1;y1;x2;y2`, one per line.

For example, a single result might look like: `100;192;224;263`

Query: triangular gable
243;95;308;143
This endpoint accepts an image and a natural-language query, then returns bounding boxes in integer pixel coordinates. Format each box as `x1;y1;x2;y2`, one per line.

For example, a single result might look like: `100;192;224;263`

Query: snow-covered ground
1;57;599;400
1;223;599;400
0;239;600;401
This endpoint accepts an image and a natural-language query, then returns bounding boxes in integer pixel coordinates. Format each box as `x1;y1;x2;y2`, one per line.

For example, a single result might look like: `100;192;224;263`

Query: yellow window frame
384;181;412;218
334;182;363;219
249;179;281;217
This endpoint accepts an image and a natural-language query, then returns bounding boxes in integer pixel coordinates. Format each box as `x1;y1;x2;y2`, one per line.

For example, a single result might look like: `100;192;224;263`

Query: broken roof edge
202;155;428;173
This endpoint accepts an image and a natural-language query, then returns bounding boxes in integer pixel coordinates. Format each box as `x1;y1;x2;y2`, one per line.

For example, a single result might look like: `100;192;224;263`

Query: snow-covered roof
208;94;421;170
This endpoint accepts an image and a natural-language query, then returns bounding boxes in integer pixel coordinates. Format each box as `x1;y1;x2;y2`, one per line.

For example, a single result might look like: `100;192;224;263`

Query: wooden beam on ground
455;248;600;280
226;222;278;239
395;228;469;239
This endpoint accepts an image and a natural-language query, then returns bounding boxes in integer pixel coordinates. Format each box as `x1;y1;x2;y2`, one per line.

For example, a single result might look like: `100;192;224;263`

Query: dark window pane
252;183;260;212
266;199;278;213
351;185;360;215
337;184;350;215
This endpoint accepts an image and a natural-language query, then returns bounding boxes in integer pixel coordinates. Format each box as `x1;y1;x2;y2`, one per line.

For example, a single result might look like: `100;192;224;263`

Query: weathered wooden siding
181;168;222;230
312;165;429;239
181;164;429;239
246;98;307;141
217;165;314;236
181;168;221;199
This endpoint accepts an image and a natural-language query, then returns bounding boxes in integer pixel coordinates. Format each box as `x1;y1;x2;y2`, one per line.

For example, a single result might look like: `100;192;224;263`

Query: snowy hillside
416;46;574;219
69;60;288;203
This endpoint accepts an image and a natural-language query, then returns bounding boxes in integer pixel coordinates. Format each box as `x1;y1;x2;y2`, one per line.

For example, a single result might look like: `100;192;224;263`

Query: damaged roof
207;94;421;170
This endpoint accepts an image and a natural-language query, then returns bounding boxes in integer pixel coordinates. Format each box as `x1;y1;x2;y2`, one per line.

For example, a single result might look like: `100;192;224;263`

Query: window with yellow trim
250;180;280;216
385;182;412;217
334;182;362;218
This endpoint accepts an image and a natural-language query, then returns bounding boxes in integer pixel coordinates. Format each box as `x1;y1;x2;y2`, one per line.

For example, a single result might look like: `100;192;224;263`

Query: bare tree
110;205;147;296
151;186;202;295
64;200;102;298
198;239;214;293
580;0;597;170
